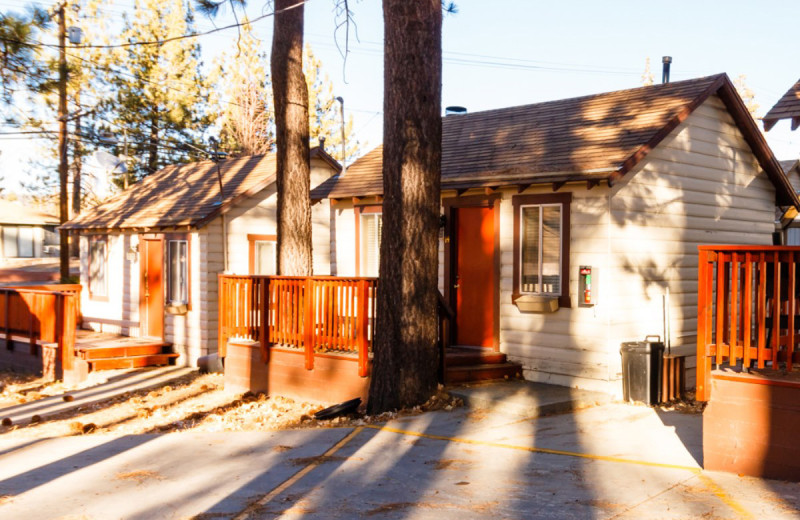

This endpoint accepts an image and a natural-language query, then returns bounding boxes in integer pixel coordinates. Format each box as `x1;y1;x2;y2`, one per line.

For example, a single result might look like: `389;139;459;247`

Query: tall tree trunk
368;0;442;413
148;118;159;174
272;0;312;276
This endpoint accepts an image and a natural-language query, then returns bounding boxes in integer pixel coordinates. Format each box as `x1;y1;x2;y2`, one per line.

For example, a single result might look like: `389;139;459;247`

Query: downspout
211;140;228;273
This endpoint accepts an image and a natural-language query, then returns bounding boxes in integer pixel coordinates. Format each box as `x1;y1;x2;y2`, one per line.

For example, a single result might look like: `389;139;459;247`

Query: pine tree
304;44;359;161
368;0;443;413
112;0;208;179
207;19;273;156
734;74;760;118
0;8;49;104
641;57;654;86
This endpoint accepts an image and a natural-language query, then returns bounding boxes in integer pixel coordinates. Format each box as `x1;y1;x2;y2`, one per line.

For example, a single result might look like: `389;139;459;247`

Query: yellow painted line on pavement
367;424;700;472
234;427;364;520
366;424;754;518
696;473;755;520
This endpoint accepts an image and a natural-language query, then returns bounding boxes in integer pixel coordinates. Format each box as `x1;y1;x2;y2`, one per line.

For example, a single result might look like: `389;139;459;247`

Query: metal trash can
620;336;664;405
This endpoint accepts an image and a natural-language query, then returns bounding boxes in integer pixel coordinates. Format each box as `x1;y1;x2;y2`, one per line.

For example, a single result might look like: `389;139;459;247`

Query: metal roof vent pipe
662;56;672;84
445;106;467;116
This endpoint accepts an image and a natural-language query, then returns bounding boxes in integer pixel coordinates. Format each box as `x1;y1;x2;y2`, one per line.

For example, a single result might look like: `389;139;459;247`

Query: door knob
453;284;460;289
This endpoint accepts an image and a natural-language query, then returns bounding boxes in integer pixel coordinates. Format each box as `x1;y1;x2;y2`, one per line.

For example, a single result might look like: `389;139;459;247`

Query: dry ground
0;370;462;439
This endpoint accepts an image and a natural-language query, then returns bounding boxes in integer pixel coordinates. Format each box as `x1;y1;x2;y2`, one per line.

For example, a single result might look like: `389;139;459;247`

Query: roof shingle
64;148;339;231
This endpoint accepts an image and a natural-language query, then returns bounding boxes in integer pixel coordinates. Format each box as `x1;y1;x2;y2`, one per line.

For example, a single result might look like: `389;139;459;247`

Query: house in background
311;73;799;395
0;200;59;260
62;148;340;367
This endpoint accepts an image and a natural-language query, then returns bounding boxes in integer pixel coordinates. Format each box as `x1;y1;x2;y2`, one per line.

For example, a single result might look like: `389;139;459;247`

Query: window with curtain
360;212;382;277
167;239;189;305
521;204;563;295
512;192;571;307
89;236;108;298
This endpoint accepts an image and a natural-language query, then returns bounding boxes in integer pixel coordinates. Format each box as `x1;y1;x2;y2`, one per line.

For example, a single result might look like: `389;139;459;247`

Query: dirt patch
656;390;706;414
288;454;361;466
0;371;463;439
427;458;473;471
114;470;165;484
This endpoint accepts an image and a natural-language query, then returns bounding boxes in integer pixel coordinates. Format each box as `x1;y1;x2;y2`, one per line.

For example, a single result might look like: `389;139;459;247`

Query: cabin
302;73;798;396
0;200;59;260
61;148;340;369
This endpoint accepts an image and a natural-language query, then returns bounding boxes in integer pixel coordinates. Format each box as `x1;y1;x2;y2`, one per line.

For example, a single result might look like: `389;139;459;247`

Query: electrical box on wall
578;265;596;307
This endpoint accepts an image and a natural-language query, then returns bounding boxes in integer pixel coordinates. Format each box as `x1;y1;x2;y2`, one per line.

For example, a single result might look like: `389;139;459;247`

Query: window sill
513;294;559;313
166;303;189;315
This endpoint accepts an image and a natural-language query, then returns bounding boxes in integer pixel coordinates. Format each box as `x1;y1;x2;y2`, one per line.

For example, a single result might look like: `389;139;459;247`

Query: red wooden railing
0;286;78;373
697;245;800;401
218;275;377;377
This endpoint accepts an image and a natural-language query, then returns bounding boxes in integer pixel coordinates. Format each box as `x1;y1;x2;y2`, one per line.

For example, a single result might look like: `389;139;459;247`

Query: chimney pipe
662;56;672;84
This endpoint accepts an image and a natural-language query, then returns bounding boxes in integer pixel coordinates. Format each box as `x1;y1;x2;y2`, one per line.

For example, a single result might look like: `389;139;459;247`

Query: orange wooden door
142;239;164;338
455;206;495;347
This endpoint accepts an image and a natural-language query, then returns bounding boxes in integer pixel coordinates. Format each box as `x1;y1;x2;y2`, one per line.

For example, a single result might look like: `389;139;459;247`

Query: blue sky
2;0;800;192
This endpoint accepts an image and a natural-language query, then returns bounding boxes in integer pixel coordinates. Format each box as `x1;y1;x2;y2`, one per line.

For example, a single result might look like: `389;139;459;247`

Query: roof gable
312;74;799;208
763;79;800;131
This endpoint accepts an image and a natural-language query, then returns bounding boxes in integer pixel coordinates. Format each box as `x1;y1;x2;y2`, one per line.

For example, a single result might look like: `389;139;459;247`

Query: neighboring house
311;73;799;394
0;200;59;259
62;149;340;366
778;160;800;245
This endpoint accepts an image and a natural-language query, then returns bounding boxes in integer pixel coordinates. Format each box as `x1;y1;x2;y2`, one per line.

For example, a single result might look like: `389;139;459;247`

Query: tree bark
148;118;159;175
272;0;312;276
368;0;442;413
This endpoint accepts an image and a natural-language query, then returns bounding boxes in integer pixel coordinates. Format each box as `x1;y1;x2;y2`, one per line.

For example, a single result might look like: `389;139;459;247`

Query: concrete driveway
0;402;798;519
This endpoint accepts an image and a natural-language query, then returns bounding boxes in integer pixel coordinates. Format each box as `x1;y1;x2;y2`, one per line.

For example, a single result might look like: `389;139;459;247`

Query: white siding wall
80;232;141;337
165;226;220;365
495;186;614;393
607;95;777;391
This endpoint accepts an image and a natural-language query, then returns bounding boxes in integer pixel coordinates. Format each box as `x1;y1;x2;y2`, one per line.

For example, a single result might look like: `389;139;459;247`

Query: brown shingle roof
0;200;58;226
312;74;799;208
64;148;339;231
764;79;800;131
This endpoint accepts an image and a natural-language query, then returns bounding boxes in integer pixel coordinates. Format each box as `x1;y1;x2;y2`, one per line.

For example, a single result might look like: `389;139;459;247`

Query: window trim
88;235;109;301
354;205;382;277
165;233;191;308
248;233;277;275
512;192;571;308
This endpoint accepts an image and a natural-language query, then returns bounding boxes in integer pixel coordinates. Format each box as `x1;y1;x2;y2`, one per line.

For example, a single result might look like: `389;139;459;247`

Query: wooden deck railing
697;245;800;401
219;275;378;377
0;286;79;372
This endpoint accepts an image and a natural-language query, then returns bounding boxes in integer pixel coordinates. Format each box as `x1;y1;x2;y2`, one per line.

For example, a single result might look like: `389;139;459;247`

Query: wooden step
88;353;179;371
78;343;169;360
446;349;507;367
445;362;523;384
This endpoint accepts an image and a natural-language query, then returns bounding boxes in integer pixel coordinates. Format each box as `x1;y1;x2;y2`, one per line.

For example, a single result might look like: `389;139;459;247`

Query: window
2;226;34;258
248;234;277;275
89;236;108;299
167;238;189;305
359;211;382;277
512;193;571;307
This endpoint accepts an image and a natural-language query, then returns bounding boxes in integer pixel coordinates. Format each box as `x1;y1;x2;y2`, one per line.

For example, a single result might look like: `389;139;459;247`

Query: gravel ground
0;370;463;439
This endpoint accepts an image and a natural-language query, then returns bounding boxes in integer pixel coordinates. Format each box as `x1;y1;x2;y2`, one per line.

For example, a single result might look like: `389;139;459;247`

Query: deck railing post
697;248;712;401
218;274;227;358
260;277;269;362
303;278;314;370
356;280;369;377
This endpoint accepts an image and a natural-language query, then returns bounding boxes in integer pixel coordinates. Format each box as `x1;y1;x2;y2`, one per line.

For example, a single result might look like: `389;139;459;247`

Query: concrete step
88;353;179;371
445;362;523;384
